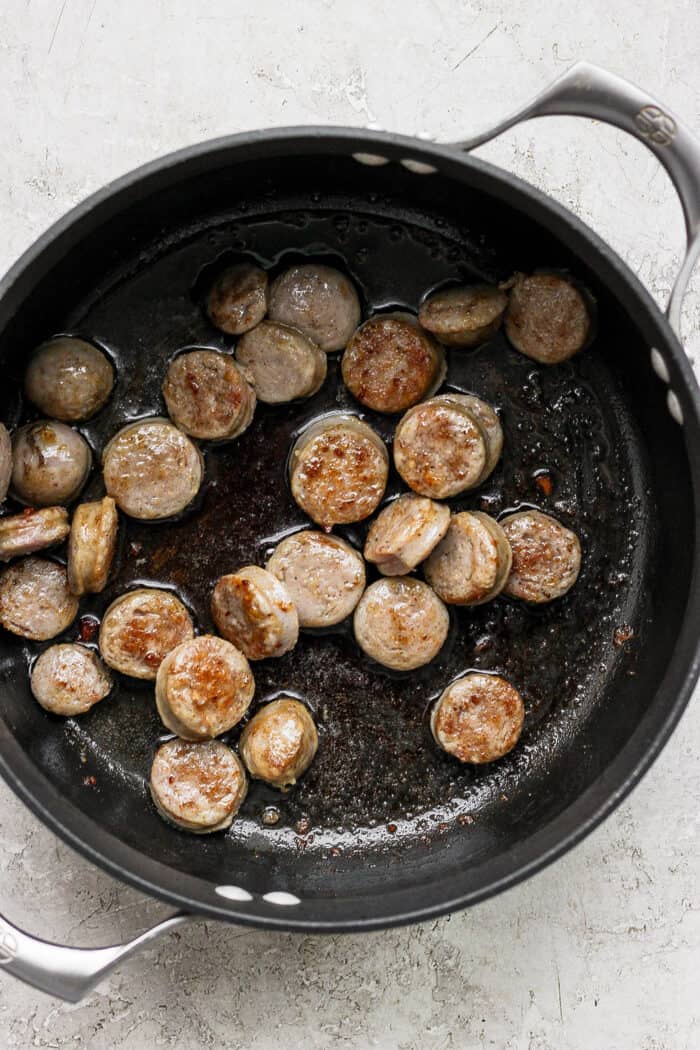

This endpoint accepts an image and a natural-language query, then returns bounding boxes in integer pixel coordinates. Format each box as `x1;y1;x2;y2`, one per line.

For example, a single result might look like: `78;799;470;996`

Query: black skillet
0;63;699;1001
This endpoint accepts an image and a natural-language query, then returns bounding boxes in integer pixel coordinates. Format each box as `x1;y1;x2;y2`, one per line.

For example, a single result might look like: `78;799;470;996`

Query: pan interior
0;150;690;907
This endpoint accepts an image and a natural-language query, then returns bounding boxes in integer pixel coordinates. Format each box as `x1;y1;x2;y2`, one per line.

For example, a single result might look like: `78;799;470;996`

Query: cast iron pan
0;63;698;1001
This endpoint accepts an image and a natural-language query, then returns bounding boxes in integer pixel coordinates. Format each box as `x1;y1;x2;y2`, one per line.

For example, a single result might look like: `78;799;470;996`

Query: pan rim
0;126;698;931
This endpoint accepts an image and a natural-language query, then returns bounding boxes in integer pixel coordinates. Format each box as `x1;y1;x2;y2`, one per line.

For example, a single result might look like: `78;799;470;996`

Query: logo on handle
636;105;677;146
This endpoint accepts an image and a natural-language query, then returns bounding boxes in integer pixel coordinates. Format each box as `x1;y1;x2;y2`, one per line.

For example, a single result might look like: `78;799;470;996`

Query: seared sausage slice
31;643;112;716
364;494;450;576
0;557;78;640
162;350;255;441
268;264;361;352
240;697;318;788
0;507;70;562
424;511;511;606
236;321;327;404
501;509;581;603
266;530;365;628
12;421;92;507
156;634;254;740
504;272;591;364
99;587;194;679
431;673;525;763
0;423;13;502
206;263;269;335
393;395;488;499
150;739;248;833
290;413;388;528
211;566;299;660
103;418;203;520
440;393;503;481
353;576;449;671
24;337;114;421
341;312;446;413
418;284;508;348
67;496;119;595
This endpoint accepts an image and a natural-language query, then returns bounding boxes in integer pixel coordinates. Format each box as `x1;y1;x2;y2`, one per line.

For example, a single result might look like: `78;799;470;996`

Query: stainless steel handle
0;907;189;1002
453;61;700;341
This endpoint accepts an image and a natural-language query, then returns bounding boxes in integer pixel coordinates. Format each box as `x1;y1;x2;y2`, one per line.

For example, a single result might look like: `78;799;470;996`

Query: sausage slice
441;393;503;481
364;494;450;576
236;321;327;404
206;263;269;335
353;576;449;671
431;673;525;763
0;507;70;562
0;423;13;502
24;337;114;421
103;418;203;520
266;530;365;627
504;272;591;364
0;557;78;640
290;413;388;528
150;739;248;833
268;264;361;352
67;496;119;595
99;587;194;679
501;509;581;603
11;421;92;507
341;313;446;413
393;395;488;499
418;284;508;348
162;349;256;441
240;698;318;788
155;634;254;740
211;566;299;660
424;511;512;605
31;643;112;716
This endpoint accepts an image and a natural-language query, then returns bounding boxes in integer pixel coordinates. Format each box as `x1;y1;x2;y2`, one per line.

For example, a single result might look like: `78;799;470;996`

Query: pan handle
452;61;700;341
0;907;189;1002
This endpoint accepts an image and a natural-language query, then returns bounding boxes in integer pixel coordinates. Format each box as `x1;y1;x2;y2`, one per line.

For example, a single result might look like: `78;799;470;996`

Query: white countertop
0;2;698;1047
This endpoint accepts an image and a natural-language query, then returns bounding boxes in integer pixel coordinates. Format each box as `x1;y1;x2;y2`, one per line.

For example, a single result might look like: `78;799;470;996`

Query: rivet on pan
650;347;670;383
400;158;438;175
353;152;390;167
667;389;684;425
262;891;301;906
215;885;254;902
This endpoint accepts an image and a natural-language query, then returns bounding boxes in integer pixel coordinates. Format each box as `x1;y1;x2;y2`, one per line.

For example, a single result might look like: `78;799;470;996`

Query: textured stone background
0;2;698;1047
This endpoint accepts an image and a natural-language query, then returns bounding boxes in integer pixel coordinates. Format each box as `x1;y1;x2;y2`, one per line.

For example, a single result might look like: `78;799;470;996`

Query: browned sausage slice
431;673;525;763
24;337;114;421
236;321;327;403
0;507;70;562
0;423;11;503
424;511;512;605
67;496;119;595
440;393;503;481
99;587;194;679
155;634;254;740
150;739;248;833
418;285;508;347
162;350;256;441
11;421;92;507
364;494;450;576
30;643;112;716
0;557;78;640
393;395;488;499
504;272;591;364
501;509;581;602
239;697;318;787
341;313;446;413
290;413;388;528
353;576;449;671
266;530;365;627
211;566;299;660
268;264;361;352
206;263;269;335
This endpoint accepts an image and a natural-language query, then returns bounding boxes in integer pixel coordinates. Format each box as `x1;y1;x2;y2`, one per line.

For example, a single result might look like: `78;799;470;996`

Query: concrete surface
0;1;698;1047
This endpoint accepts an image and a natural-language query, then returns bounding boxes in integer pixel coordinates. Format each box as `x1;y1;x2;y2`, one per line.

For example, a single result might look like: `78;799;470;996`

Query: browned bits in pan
240;697;318;788
162;349;256;441
418;284;508;348
236;321;327;404
99;587;194;680
268;263;361;352
150;739;248;833
341;312;446;413
364;494;450;576
424;511;512;606
353;576;449;671
24;337;114;421
0;556;78;641
30;643;112;716
266;530;365;628
501;509;581;603
431;673;525;764
11;421;92;507
0;506;70;562
67;496;119;595
206;262;269;335
504;272;592;364
211;565;299;660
